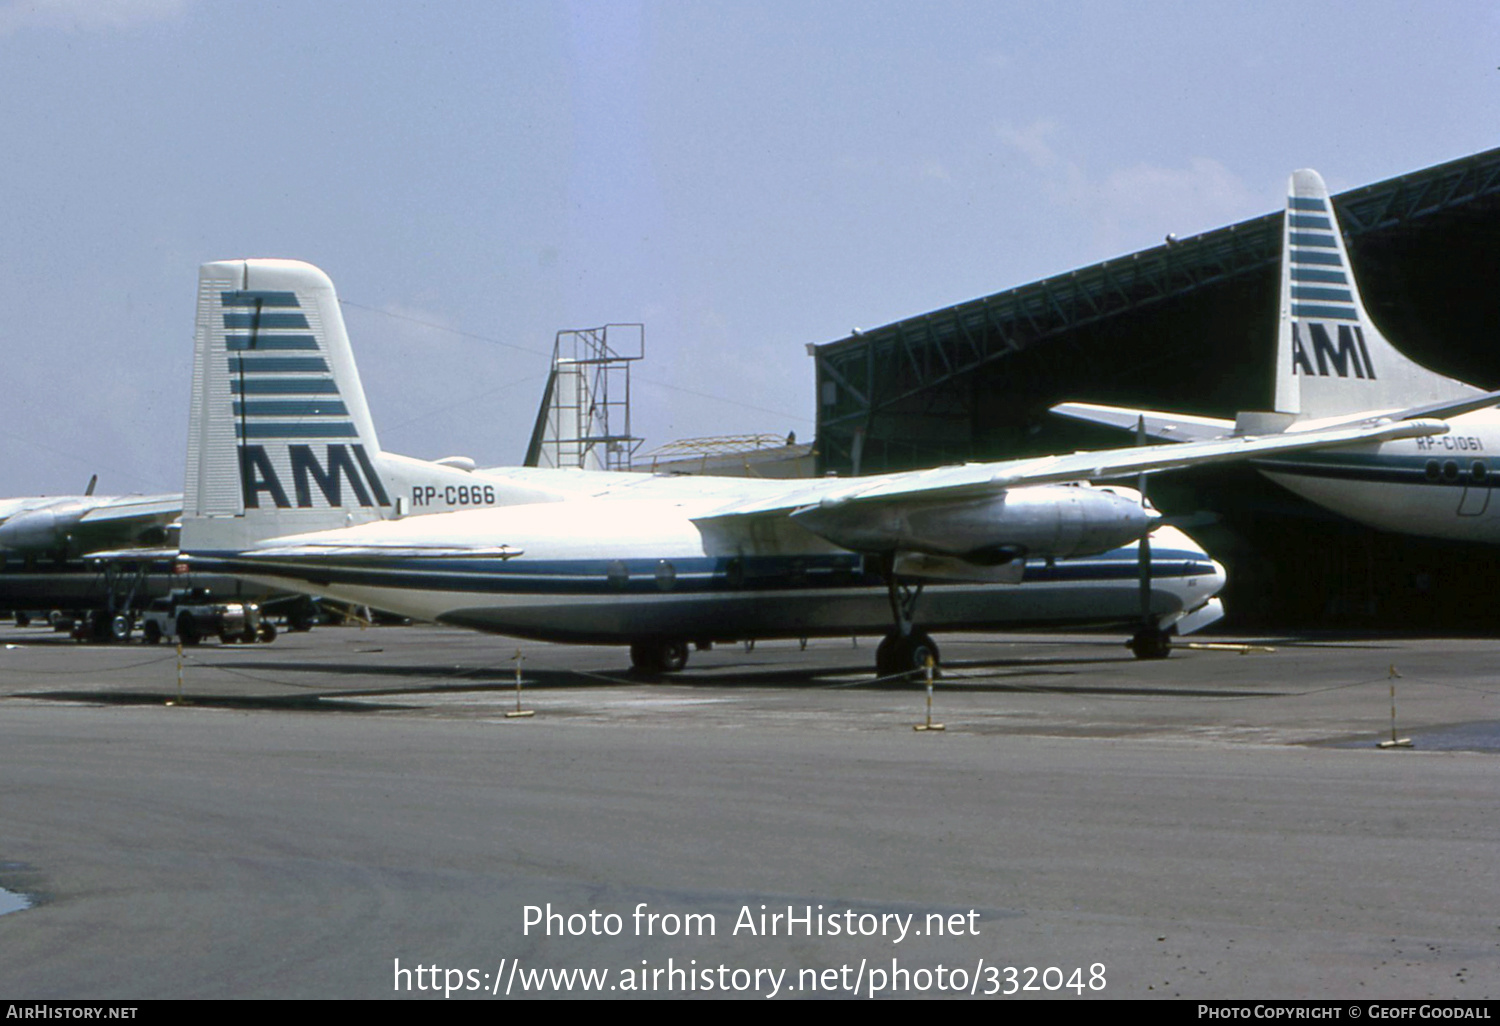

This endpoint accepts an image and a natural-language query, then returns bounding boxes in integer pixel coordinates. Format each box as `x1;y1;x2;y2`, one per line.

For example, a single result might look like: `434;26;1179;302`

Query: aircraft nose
1206;556;1228;598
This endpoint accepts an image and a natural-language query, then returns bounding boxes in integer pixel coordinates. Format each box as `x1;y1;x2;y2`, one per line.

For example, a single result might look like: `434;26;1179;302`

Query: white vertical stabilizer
1274;169;1476;419
184;259;391;552
182;259;563;554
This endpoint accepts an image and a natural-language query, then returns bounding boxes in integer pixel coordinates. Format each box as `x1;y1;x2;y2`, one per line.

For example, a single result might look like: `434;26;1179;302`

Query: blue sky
2;0;1497;494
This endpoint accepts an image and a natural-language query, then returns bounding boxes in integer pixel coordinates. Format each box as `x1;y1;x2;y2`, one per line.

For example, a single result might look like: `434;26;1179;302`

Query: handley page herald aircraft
179;259;1445;676
1054;169;1500;542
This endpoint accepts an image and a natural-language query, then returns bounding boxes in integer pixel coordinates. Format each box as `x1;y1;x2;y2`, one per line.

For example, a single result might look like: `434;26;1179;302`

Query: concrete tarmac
0;623;1496;999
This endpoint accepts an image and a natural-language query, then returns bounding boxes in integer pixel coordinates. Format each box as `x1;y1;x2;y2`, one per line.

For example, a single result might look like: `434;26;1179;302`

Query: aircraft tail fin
183;259;394;552
1273;169;1477;420
182;260;570;555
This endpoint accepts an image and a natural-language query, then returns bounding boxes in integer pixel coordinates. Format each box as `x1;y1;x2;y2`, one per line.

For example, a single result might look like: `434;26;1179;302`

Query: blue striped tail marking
231;378;339;395
221;291;300;307
223;312;310;330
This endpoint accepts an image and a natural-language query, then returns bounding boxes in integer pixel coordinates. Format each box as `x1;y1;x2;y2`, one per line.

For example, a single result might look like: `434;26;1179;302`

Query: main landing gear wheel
1128;627;1172;660
629;640;689;673
873;553;941;680
875;630;940;680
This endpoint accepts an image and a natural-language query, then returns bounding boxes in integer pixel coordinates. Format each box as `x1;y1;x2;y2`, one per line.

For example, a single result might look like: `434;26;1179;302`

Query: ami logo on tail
184;259;397;535
1284;186;1376;380
223;287;390;510
1273;169;1478;421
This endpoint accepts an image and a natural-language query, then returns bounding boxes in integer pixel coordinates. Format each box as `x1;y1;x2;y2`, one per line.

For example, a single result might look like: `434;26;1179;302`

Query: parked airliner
0;478;178;561
1054;169;1500;542
178;259;1442;675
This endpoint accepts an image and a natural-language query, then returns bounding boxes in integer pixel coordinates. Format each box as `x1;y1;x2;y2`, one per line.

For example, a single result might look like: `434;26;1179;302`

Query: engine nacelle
0;505;85;552
790;484;1155;561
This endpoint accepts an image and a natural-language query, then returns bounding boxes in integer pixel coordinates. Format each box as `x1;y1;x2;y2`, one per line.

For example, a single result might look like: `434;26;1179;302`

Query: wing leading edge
696;416;1450;522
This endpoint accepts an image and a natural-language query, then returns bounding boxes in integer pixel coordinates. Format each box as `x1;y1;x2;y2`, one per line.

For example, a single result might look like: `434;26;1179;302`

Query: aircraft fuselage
1255;408;1500;541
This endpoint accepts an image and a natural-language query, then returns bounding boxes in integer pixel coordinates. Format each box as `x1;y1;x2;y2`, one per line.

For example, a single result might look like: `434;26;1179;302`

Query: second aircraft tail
1273;169;1477;421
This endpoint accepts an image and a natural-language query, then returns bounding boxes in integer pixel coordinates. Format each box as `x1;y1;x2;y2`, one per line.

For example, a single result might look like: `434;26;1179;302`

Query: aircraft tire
1129;628;1172;660
287;601;315;632
875;631;940;680
629;640;689;673
110;615;131;642
143;621;161;645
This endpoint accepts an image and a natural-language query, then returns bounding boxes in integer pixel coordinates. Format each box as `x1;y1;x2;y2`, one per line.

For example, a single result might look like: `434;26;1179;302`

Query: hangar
810;148;1500;629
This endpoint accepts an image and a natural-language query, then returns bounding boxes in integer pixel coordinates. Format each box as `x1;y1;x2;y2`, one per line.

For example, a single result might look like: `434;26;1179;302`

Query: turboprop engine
789;483;1155;563
0;503;87;553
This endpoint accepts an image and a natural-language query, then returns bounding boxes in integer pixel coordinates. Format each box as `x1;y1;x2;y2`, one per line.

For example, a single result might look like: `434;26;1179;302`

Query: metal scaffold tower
526;324;645;472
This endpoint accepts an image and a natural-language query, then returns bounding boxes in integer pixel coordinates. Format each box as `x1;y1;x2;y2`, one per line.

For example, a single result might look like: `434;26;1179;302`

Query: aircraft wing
82;547;183;562
1378;388;1500;424
1049;402;1234;442
75;494;182;526
697;416;1449;519
1054;390;1500;441
0;492;182;554
244;542;524;561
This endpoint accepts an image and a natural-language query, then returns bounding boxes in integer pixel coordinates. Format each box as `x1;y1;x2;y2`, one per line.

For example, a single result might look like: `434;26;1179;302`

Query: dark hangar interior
810;148;1500;629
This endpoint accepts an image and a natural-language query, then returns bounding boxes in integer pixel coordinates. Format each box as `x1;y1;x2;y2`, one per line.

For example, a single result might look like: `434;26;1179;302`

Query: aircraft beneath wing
1054;168;1500;544
178;259;1446;677
0;477;180;563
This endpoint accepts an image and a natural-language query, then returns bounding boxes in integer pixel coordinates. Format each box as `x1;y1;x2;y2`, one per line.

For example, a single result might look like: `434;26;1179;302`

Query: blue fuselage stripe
192;549;1218;598
1253;455;1485;487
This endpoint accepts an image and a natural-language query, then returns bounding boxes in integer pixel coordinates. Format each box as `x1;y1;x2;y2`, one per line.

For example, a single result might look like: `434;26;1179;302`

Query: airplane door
1457;460;1490;517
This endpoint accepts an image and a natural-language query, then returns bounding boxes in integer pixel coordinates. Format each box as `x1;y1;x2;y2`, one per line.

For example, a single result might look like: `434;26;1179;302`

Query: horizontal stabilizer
243;543;524;561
